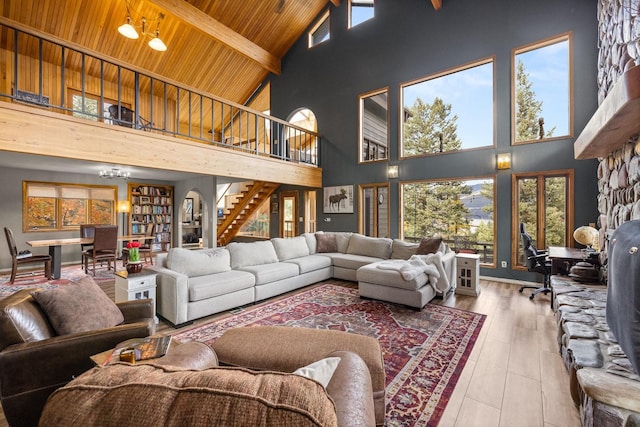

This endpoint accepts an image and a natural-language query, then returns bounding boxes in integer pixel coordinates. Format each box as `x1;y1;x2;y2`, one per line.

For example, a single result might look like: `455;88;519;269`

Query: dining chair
79;224;96;268
83;225;118;275
121;225;155;267
4;227;52;283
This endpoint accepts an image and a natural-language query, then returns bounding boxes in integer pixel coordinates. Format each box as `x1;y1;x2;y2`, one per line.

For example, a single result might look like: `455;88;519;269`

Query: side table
455;253;481;296
115;270;158;323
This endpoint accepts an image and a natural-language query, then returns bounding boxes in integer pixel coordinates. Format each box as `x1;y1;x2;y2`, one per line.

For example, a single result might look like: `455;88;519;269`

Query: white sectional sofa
147;232;456;326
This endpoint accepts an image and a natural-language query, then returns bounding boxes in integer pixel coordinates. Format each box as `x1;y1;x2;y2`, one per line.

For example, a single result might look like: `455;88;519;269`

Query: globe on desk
573;226;599;252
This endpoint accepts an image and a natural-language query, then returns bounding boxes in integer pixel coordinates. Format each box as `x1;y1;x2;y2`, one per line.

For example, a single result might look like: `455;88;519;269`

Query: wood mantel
574;65;640;159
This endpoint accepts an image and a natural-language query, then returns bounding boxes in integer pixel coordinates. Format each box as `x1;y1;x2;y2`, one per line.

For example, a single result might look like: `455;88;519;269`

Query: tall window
359;88;388;162
280;191;298;238
512;170;573;268
304;190;317;233
513;33;572;144
401;177;495;265
309;11;330;48
401;58;494;157
23;181;116;232
350;0;374;28
359;184;389;237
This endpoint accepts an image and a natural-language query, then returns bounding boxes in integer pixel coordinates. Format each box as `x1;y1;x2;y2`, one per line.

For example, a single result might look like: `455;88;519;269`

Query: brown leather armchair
0;289;155;427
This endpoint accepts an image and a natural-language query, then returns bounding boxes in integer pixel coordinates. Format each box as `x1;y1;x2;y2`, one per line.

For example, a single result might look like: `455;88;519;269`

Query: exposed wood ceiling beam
431;0;442;10
329;0;340;6
148;0;281;75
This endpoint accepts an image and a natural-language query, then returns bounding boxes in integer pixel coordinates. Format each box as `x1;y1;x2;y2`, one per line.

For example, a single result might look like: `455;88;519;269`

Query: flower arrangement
127;241;141;262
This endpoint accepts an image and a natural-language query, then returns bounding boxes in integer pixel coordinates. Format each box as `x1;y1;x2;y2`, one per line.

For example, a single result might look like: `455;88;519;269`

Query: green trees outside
514;60;556;142
402;96;494;253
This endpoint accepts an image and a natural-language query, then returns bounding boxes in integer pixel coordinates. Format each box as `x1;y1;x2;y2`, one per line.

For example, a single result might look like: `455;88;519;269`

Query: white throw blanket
376;254;443;286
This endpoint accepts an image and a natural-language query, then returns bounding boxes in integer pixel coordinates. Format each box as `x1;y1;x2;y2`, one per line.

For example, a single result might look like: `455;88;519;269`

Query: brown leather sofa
39;345;375;427
0;289;155;427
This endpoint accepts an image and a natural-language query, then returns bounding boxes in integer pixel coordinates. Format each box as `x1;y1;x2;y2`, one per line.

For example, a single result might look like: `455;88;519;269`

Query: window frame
349;0;374;29
358;87;389;163
358;183;390;238
308;10;331;48
511;32;573;145
399;57;496;159
511;169;574;270
23;181;117;232
399;175;497;267
68;88;131;124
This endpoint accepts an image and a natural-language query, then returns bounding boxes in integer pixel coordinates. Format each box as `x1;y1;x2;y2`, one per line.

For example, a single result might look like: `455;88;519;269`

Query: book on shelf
102;335;172;365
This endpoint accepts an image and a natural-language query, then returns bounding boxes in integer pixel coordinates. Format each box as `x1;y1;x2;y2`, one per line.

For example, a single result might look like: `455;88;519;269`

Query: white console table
455;253;481;296
115;270;158;323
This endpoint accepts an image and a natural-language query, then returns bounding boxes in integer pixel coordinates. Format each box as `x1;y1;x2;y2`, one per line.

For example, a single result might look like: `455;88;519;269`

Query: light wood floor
0;278;579;427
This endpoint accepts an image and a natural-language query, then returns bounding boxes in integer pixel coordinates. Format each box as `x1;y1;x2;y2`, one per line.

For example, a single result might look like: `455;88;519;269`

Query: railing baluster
0;22;319;167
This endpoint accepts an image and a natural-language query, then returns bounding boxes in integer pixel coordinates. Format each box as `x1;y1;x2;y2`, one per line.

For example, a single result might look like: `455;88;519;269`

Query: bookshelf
128;183;173;252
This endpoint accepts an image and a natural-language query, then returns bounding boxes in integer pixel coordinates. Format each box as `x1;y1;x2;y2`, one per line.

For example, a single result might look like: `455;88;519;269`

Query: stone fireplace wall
595;0;640;265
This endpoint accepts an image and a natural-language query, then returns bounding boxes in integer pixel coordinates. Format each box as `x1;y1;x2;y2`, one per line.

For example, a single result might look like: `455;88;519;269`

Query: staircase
217;181;280;246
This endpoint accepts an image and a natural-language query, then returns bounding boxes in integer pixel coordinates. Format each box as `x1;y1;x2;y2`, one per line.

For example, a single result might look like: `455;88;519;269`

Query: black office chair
518;223;552;300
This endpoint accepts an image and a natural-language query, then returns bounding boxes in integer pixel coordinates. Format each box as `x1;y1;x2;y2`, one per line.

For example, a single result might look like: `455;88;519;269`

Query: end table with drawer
455;253;481;296
115;270;158;323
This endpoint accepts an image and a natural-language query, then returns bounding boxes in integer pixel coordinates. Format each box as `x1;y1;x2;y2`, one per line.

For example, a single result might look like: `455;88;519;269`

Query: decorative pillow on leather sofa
166;248;231;277
30;276;124;335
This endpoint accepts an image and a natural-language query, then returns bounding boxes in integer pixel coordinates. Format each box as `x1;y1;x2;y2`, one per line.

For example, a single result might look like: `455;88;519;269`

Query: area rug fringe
174;282;486;426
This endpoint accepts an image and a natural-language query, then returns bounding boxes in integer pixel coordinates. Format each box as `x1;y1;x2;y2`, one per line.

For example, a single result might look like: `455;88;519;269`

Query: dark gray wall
269;0;599;281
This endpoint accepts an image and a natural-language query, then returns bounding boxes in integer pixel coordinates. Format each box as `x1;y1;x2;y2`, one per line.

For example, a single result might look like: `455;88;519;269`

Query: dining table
27;234;156;280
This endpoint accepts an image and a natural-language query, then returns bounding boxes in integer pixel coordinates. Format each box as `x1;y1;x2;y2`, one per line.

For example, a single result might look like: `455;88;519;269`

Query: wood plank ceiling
0;0;336;111
1;0;443;116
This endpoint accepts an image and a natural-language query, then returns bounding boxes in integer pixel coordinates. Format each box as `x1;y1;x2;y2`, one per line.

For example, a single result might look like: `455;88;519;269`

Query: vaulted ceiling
0;0;338;110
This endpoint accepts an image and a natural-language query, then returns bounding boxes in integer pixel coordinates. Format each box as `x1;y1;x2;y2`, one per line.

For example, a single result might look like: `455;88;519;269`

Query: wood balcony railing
0;21;319;166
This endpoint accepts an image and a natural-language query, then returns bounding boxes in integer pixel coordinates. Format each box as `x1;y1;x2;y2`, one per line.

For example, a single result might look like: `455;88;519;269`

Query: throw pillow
293;356;341;388
416;237;443;255
30;276;124;335
315;233;338;253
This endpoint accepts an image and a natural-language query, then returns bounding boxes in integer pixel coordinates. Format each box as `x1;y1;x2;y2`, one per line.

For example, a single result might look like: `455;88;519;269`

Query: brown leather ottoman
211;325;386;426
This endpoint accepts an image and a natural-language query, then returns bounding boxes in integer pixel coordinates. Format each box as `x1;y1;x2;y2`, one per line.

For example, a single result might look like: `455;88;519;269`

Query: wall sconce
118;1;167;52
496;153;512;170
388;165;399;179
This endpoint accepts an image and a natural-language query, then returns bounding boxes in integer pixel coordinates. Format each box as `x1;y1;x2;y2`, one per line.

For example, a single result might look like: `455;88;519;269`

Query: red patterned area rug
0;265;116;299
174;282;486;426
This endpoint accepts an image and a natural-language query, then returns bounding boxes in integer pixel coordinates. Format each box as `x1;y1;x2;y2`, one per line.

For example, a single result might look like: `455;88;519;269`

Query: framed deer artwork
323;185;354;213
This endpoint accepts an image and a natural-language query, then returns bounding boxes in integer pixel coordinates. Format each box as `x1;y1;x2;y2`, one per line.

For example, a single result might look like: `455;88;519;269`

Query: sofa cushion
228;241;279;269
272;236;310;261
332;232;353;253
302;232;318;254
416;237;443;255
390;239;419;259
283;255;332;274
0;288;55;349
346;234;392;259
166;248;231;277
39;363;338;427
316;233;338;253
188;270;256;302
30;276;124;335
239;262;299;285
332;254;384;271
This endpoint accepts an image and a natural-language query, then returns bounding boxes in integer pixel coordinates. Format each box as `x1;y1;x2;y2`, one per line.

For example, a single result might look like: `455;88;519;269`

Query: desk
547;246;590;275
27;235;156;279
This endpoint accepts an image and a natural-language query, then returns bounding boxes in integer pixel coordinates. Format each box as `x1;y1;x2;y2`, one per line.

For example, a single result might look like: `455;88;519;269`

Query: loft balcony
0;20;322;187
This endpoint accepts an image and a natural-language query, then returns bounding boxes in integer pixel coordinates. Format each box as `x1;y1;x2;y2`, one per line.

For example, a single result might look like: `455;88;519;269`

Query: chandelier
100;168;131;180
117;0;167;52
